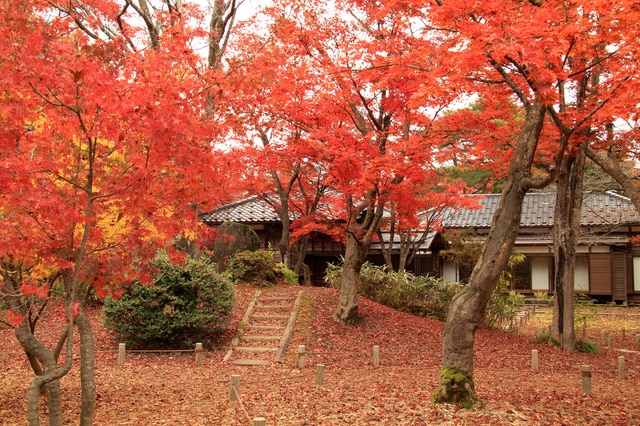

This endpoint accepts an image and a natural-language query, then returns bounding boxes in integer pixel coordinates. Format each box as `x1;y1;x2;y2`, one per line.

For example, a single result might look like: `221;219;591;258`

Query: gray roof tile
200;196;282;224
202;191;640;229
441;191;640;229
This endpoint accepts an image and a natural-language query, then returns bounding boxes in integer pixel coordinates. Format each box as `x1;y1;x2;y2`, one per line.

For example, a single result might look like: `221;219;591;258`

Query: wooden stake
297;345;306;369
531;349;539;371
636;334;640;351
580;365;591;396
618;356;625;380
315;364;325;388
230;374;241;401
118;343;126;366
608;334;614;350
373;345;380;367
253;418;266;426
601;330;607;346
195;343;203;367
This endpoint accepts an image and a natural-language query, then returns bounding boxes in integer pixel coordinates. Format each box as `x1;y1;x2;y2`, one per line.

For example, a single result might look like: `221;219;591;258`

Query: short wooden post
118;343;126;366
373;345;380;367
608;334;614;349
195;343;203;367
230;374;241;401
622;328;626;338
315;364;325;388
636;334;640;351
531;349;539;371
297;345;306;369
618;356;625;379
253;418;266;426
601;330;608;345
580;365;592;396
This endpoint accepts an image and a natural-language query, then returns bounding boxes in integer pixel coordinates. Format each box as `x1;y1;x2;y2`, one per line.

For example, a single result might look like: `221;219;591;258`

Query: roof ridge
209;195;259;213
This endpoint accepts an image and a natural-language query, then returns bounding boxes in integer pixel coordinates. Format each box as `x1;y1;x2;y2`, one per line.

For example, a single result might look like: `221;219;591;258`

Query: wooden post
195;343;203;367
297;345;306;369
618;356;625;379
230;374;241;402
118;343;126;366
315;364;325;388
636;334;640;351
608;334;614;350
253;418;266;426
601;330;608;346
622;328;626;338
531;349;539;371
373;345;380;367
580;365;591;396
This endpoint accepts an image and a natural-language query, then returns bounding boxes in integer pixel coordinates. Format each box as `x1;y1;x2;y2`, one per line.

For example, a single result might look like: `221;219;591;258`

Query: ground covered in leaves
1;286;640;425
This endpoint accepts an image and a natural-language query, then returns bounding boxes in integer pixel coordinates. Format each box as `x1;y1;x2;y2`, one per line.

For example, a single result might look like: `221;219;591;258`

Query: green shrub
102;254;234;349
275;263;299;284
482;254;526;329
226;249;277;286
575;339;600;354
324;260;463;322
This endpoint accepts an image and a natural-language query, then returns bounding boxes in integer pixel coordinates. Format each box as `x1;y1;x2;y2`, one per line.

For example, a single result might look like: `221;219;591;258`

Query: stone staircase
224;287;303;366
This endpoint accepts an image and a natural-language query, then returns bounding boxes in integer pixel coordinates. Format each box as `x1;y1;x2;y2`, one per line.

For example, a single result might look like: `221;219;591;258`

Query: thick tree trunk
334;232;370;324
433;101;547;407
77;307;96;426
551;144;585;351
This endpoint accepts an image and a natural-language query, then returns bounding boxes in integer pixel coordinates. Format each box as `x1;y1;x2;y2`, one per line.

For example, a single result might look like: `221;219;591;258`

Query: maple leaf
21;280;37;297
6;311;25;328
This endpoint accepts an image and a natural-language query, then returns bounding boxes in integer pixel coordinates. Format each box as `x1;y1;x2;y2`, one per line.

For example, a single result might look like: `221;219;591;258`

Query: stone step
262;296;296;301
235;346;278;353
233;359;272;366
241;335;281;342
246;325;284;331
251;314;289;321
255;305;292;310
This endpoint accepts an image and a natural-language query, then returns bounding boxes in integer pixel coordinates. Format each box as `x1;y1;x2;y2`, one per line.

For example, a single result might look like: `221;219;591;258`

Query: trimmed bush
226;249;277;286
102;254;234;349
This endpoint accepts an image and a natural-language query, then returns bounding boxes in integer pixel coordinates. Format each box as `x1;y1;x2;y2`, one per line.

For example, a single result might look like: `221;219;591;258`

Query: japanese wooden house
440;191;640;303
201;191;640;302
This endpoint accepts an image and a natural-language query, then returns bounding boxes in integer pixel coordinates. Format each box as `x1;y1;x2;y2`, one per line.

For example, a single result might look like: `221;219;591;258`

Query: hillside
1;285;639;425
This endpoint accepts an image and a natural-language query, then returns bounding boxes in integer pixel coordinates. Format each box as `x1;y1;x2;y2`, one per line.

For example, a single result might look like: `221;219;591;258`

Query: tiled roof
200;196;282;224
441;191;640;229
202;191;640;229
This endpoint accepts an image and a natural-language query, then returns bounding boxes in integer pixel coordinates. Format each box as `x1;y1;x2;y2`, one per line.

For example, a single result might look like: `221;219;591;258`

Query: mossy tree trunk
433;101;548;407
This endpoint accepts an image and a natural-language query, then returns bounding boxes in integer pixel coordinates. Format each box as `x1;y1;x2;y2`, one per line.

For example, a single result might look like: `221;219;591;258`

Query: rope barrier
231;385;254;426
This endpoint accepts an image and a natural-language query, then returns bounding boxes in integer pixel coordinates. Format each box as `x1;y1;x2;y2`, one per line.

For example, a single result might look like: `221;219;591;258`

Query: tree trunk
16;322;73;426
551;144;585;351
15;324;64;426
433;101;547;407
76;307;96;426
334;231;371;324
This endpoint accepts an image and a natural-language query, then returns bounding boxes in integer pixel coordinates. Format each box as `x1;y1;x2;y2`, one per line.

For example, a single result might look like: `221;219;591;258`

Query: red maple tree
0;1;237;424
